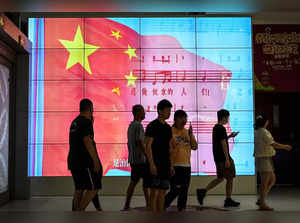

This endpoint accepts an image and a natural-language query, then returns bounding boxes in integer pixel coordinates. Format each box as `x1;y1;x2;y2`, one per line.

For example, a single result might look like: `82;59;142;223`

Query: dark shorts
215;158;236;179
150;165;170;190
71;168;102;190
130;163;151;188
150;175;170;190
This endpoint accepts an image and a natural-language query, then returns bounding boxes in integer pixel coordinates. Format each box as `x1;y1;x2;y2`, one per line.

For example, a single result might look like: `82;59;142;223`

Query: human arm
188;123;198;150
272;142;292;151
221;139;231;168
136;124;147;155
169;138;176;176
145;137;157;175
83;136;100;172
228;131;239;138
190;134;198;150
263;129;292;151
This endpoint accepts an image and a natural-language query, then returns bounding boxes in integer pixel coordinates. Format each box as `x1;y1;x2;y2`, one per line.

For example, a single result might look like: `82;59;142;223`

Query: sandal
258;204;274;211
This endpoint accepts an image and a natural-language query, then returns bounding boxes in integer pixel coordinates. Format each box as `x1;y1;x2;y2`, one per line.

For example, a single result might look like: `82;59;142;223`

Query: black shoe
196;189;207;205
256;199;261;206
224;198;240;208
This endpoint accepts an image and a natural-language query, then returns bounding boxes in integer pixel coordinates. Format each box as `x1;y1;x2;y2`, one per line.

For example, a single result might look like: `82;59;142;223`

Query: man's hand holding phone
228;131;239;138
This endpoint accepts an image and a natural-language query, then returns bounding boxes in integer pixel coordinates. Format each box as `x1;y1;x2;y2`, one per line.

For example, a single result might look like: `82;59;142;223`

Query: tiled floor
0;187;300;223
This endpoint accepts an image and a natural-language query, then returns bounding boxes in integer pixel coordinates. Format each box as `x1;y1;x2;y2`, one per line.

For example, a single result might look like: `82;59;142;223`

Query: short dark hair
132;104;144;116
217;109;230;121
255;114;268;130
174;110;187;121
173;110;187;127
157;99;172;114
80;98;93;112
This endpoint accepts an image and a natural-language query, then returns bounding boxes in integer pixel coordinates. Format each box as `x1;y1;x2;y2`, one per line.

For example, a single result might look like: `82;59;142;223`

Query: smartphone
232;131;240;137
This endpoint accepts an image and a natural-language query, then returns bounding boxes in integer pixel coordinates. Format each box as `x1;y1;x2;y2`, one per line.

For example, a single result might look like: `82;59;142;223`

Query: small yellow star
111;30;122;40
125;71;138;87
112;87;121;96
20;37;25;45
124;44;137;60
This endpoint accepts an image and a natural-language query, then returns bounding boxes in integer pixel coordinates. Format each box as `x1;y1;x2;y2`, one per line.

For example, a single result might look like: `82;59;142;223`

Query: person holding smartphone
196;109;240;208
164;110;198;211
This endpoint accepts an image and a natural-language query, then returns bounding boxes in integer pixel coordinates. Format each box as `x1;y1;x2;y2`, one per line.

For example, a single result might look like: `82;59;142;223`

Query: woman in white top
254;114;292;211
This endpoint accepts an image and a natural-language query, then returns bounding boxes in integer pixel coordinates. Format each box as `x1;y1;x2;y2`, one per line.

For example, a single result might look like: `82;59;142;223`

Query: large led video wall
28;17;254;176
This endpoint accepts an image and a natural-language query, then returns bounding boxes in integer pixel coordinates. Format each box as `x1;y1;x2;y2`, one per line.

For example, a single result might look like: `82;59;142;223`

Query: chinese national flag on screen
42;18;232;176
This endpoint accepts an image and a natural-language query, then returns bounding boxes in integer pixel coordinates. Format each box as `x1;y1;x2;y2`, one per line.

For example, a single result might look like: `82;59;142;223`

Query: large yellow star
125;71;138;87
124;45;137;60
59;25;100;75
111;30;122;40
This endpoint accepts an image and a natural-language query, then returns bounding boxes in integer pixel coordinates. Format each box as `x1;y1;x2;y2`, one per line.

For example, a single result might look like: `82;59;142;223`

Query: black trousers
164;166;191;210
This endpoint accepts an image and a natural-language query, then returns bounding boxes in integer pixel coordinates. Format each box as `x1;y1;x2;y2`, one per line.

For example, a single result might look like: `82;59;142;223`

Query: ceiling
2;0;300;13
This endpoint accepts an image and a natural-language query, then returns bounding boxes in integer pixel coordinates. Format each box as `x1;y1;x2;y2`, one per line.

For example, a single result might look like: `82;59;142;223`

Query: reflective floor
0;186;300;223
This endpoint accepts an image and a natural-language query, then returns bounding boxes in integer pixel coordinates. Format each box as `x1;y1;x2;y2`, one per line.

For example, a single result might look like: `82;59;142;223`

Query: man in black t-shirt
196;109;240;208
68;99;102;211
145;99;174;212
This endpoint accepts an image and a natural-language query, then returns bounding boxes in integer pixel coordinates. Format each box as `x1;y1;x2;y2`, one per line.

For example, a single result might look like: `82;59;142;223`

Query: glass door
0;63;9;205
